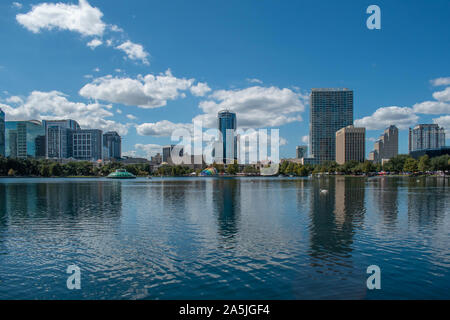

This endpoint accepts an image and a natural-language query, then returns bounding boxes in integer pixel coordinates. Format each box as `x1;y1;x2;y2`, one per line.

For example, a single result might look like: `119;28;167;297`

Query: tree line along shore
0;154;449;178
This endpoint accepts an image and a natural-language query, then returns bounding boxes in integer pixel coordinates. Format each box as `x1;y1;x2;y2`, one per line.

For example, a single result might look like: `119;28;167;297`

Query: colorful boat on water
107;169;136;179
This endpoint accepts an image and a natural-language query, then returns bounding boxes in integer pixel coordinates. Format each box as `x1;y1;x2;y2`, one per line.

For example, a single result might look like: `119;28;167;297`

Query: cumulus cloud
431;77;450;87
16;0;106;37
413;101;450;114
116;40;149;65
79;70;198;108
433;115;450;135
134;144;163;159
190;82;211;97
1;90;129;135
301;135;309;144
16;0;150;64
6;96;24;104
87;38;102;49
246;78;263;84
126;114;137;120
193;86;306;128
355;106;419;130
432;87;450;102
12;2;22;9
136;120;193;137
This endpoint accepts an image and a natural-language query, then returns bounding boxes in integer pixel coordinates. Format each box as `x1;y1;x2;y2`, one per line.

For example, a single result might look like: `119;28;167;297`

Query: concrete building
310;88;353;163
335;125;366;165
370;125;398;163
409;124;445;153
72;129;103;161
296;145;308;159
5;120;45;159
0;109;5;157
103;131;121;160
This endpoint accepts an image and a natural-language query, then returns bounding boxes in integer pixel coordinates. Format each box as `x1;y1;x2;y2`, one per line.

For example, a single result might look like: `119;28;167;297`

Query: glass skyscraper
5;120;45;159
103;131;122;160
310;88;354;163
0;109;5;157
43;120;81;159
409;124;445;152
218;110;237;164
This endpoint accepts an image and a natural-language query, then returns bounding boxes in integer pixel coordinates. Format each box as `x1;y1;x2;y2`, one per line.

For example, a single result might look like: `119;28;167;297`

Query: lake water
0;176;449;300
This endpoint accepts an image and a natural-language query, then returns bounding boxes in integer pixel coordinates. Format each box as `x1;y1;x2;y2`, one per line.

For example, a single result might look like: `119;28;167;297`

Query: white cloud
87;38;102;49
301;135;309;144
79;69;195;109
16;1;150;64
16;0;106;37
432;87;450;102
433;115;450;136
136;120;193;137
93;67;100;72
1;90;129;135
6;96;24;104
247;78;263;84
413;101;450;114
116;40;149;65
12;2;22;9
190;82;211;97
116;108;122;114
355;106;419;130
83;74;93;79
126;114;137;120
431;77;450;87
134;144;163;159
193;86;306;128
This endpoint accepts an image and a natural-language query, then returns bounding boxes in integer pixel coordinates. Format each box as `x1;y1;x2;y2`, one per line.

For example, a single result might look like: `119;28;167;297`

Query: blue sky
0;0;449;159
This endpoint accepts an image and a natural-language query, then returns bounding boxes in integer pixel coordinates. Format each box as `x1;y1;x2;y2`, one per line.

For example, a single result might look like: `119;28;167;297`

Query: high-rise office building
296;145;308;159
5;120;45;159
335;125;365;165
218;110;237;164
0;109;5;157
72;129;103;161
409;124;445;153
310;88;354;163
103;131;122;160
370;125;398;163
162;145;184;164
43;120;80;159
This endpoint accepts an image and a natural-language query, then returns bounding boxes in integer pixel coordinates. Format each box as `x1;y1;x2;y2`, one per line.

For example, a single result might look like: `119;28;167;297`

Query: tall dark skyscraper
218;110;237;164
0;109;5;157
103;131;122;160
310;88;354;163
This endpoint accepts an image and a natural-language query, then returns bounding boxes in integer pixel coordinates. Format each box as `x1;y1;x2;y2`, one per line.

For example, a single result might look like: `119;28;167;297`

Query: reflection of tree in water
308;177;365;269
2;181;123;224
212;179;240;246
407;178;447;227
372;177;399;227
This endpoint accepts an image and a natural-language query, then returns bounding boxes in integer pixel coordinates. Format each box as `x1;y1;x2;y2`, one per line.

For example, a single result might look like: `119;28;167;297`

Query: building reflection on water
308;177;365;269
0;181;122;223
407;177;447;227
212;179;240;247
372;177;399;227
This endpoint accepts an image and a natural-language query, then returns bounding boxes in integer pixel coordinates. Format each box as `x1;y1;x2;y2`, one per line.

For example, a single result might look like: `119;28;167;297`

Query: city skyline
0;0;449;160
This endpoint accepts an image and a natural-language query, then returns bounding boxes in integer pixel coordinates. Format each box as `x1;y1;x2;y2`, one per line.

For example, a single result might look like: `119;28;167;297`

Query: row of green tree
0;157;155;177
279;154;450;176
1;154;449;177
